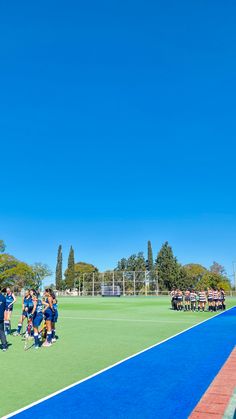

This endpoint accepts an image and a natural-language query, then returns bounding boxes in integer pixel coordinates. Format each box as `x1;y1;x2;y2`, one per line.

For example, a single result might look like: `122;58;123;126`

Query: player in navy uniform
4;287;16;335
0;290;7;351
13;289;33;336
51;290;58;343
42;289;54;347
31;291;44;349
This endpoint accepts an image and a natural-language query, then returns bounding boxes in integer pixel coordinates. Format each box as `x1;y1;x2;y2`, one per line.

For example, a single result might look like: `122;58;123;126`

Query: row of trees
55;241;231;292
0;240;52;291
116;241;231;291
55;245;98;290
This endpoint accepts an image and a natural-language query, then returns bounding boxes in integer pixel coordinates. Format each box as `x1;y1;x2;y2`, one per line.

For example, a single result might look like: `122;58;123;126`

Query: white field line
59;316;202;324
5;305;235;419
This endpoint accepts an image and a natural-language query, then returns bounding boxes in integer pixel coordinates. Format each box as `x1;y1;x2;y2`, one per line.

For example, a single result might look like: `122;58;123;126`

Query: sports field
2;296;236;418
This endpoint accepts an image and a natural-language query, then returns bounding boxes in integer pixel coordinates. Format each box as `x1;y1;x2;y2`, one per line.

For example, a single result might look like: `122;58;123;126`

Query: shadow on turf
0;343;12;350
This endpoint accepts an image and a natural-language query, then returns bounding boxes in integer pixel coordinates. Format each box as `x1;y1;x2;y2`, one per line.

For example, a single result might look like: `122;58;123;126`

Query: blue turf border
9;308;236;419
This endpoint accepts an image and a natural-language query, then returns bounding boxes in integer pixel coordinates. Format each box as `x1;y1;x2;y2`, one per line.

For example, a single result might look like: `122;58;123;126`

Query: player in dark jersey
31;291;44;349
170;289;177;310
219;288;226;310
42;289;54;347
173;289;178;310
177;289;183;311
13;289;33;336
51;290;58;343
4;287;16;335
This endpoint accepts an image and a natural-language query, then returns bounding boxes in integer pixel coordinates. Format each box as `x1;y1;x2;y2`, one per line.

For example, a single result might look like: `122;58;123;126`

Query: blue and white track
8;308;236;419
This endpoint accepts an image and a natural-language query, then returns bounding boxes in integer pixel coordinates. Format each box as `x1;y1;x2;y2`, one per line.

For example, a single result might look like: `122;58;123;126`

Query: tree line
0;240;52;290
56;241;231;292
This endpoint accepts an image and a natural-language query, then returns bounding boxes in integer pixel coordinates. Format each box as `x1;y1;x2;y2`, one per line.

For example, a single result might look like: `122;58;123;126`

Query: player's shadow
0;342;12;349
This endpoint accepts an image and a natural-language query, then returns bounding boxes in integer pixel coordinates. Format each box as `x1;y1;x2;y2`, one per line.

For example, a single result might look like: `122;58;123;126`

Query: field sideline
1;296;236;418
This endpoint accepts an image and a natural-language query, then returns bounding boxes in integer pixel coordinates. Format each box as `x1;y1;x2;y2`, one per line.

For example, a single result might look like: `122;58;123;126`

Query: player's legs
14;313;27;336
4;309;12;335
33;314;43;348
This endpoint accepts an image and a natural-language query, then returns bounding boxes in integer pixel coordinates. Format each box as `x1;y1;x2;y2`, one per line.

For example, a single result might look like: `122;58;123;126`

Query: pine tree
55;245;63;290
147;241;153;272
155;241;180;290
0;240;6;253
65;246;75;289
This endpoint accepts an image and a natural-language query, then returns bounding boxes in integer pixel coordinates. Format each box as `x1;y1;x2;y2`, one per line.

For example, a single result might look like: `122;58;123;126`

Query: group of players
3;287;58;349
170;288;226;312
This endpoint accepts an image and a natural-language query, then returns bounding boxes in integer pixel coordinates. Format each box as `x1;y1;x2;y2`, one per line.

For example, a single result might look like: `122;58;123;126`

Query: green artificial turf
1;296;235;417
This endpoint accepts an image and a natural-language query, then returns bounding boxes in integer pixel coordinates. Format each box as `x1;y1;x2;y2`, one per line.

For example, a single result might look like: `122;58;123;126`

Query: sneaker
51;338;56;343
34;345;39;350
2;347;8;352
13;331;20;336
42;341;52;347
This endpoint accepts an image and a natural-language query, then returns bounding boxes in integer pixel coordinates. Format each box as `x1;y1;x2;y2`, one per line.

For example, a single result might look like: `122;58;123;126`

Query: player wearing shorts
42;289;55;347
51;291;58;343
207;288;213;311
14;289;33;336
198;289;206;312
31;291;44;349
213;289;219;311
219;288;226;310
173;290;178;310
4;287;16;335
184;289;191;311
190;290;197;311
177;289;183;311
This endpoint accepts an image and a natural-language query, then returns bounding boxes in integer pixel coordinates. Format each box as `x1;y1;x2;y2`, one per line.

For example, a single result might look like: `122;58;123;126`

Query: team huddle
3;287;58;349
170;288;226;312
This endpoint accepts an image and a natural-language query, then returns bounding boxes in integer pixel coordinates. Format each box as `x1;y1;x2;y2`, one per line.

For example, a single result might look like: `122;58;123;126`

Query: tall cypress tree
0;240;6;253
55;245;63;290
155;241;180;290
65;246;75;289
147;241;153;272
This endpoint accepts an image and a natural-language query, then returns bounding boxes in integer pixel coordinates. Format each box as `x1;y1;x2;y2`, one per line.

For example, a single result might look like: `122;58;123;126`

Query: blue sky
0;1;236;281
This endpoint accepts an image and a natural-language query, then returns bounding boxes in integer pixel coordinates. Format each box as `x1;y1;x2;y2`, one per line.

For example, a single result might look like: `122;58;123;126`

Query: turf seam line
5;305;235;419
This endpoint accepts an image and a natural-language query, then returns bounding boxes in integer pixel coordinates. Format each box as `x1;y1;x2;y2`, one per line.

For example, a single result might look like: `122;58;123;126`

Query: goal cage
58;271;159;297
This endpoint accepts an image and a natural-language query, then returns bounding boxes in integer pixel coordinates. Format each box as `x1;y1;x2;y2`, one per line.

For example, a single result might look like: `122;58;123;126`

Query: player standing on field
31;290;44;349
0;290;7;351
13;289;34;336
4;287;16;335
42;289;55;347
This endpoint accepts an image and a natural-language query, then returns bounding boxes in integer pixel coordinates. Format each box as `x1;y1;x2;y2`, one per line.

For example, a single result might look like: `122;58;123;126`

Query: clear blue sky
1;1;236;282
